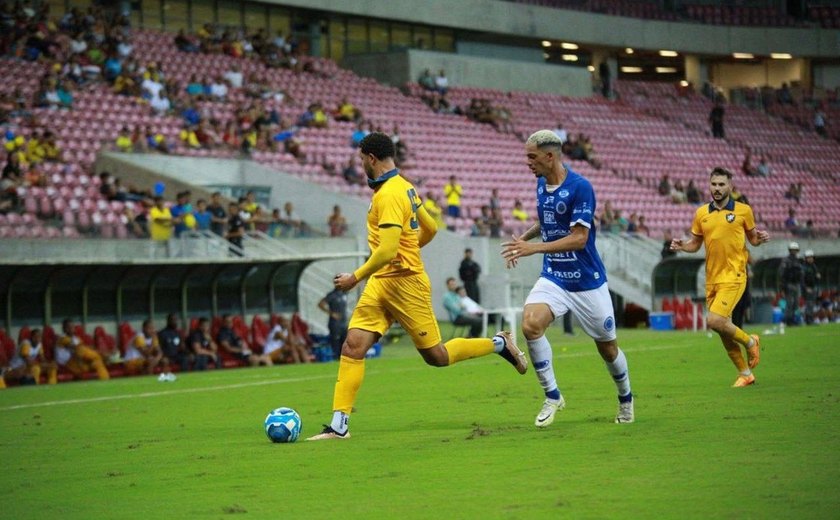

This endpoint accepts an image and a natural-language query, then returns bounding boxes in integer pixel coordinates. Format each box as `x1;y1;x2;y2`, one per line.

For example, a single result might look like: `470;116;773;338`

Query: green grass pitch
1;324;839;519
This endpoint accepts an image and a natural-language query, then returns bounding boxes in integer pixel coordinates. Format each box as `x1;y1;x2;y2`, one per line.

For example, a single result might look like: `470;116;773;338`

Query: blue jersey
535;170;607;292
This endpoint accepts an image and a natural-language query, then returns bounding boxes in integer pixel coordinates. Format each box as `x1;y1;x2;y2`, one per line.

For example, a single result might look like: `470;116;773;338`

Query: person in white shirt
457;286;483;315
552;123;568;144
435;69;449;94
223;65;243;89
209;76;228;100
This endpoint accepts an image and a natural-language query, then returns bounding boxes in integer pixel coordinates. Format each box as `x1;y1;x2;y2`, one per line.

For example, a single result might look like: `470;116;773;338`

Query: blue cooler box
649;311;674;330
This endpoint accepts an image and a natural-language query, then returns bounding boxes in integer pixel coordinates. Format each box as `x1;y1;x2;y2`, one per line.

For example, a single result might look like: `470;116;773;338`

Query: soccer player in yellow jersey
6;329;58;385
56;319;110;381
307;133;527;440
671;168;770;387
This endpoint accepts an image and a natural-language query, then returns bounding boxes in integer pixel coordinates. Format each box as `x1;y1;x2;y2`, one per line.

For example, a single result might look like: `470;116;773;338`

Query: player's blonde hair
526;129;563;149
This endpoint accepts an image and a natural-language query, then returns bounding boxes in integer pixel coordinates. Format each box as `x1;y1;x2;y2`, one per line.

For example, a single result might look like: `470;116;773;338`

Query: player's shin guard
333;356;365;414
604;348;631;399
527;335;558;397
443;338;494;364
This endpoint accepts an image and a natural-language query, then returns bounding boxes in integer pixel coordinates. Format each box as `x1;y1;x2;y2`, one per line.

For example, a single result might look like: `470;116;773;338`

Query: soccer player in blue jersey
502;129;634;426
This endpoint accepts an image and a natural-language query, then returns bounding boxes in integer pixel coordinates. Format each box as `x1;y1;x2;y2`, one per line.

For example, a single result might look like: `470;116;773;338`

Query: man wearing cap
802;250;821;325
778;242;804;326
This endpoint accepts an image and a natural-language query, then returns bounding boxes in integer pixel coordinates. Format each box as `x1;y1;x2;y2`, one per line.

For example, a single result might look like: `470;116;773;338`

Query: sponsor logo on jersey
543;211;556;224
558;189;569;198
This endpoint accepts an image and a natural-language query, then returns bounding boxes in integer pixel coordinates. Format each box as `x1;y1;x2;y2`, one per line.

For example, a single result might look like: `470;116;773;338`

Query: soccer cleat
165;372;177;382
746;334;761;369
157;373;167;382
535;396;566;428
732;373;756;387
615;399;635;424
306;425;351;441
495;331;528;375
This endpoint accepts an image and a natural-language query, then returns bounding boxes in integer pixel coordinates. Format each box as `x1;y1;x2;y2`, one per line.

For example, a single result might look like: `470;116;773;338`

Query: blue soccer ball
264;407;302;443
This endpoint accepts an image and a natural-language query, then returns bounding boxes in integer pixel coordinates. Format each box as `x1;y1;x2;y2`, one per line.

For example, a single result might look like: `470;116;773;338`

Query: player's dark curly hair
359;132;395;160
710;167;733;179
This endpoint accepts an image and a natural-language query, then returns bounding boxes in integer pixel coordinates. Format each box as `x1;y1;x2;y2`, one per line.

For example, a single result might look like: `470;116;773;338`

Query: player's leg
571;284;633;423
77;345;110;380
390;273;525;371
522;278;568;427
308;280;388;441
706;283;760;371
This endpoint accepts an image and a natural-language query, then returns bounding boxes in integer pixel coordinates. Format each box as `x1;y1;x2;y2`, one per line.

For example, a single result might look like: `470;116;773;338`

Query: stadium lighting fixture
679;80;689;87
587;65;595;72
560;42;579;50
625;48;634;54
659;50;678;57
621;66;643;73
562;54;579;62
656;67;678;73
732;53;754;59
771;53;793;59
543;52;550;60
542;40;552;47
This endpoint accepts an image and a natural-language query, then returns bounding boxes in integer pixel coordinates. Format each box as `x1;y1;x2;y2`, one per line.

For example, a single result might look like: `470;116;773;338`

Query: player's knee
420;346;449;367
706;314;725;331
521;318;545;340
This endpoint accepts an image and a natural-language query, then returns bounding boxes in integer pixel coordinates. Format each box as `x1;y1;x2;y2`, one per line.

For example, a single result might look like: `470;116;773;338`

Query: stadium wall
267;0;839;58
343;49;592;96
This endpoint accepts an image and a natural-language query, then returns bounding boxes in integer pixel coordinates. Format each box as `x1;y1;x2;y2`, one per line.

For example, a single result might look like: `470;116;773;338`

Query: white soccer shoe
535;396;566;428
615;399;634;424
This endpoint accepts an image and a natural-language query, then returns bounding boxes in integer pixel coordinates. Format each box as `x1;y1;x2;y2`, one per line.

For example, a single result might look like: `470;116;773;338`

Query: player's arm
335;225;402;291
518;222;541;242
745;227;770;246
671;233;703;253
317;298;330;314
415;204;437;248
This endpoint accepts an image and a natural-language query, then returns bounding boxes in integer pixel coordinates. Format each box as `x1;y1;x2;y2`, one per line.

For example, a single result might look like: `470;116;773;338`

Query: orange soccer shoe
732;373;756;388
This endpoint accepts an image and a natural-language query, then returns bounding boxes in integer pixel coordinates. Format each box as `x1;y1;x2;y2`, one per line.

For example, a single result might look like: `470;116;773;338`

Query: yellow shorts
349;272;441;349
706;282;746;318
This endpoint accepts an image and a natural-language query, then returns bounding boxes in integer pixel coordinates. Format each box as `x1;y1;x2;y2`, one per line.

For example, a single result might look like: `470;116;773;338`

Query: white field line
0;341;698;412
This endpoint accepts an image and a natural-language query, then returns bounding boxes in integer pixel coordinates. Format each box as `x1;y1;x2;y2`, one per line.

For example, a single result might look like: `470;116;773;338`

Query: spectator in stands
149;86;171;114
207;191;227;236
636;215;650;237
298;102;328;128
489;188;501;212
670;180;687;203
192;198;211;231
149;196;173;242
435;69;449;94
626;213;639;234
488;207;503;238
661;229;677;260
114;126;133;153
418;69;436;91
208;75;228;101
598;61;611;98
327;204;348;237
777;83;794;105
391;125;410;166
170;191;192;237
185;74;206;100
334;97;361;122
5;329;57;385
741;152;757;177
443;277;482;338
319;288;349;360
341;154;363;185
709;100;725;138
552;122;568;144
471;215;488;237
190;317;221;370
281;201;308;237
685;180;702;204
444;175;462;218
700;81;715;99
423;192;445;230
756;157;771;177
175;29;200;53
814;108;827;137
124;319;164;376
223;64;243;89
784;183;802;204
658;174;671;196
56;319;109;380
350;121;371;148
226;201;245;255
784;207;805;236
217;314;261;366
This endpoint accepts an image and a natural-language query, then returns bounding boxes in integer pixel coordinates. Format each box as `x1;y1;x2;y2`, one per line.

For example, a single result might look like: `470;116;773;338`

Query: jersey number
406;189;419;230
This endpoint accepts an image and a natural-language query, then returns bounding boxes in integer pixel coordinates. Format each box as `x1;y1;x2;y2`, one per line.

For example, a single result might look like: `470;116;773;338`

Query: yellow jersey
149;206;173;241
367;173;425;278
423;198;445;229
444;182;462;206
691;199;755;285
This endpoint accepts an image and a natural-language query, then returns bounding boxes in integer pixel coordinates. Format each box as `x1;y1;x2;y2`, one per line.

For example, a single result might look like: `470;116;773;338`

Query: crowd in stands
0;311;328;388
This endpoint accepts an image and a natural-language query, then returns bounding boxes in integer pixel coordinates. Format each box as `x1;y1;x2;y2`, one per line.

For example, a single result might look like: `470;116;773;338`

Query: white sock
739;368;752;377
605;348;631;398
491;335;505;353
330;411;349;434
527;335;559;399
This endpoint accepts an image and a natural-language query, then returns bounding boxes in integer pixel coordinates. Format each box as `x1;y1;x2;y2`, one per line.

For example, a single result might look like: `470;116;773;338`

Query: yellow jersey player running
307;132;527;440
671;167;770;387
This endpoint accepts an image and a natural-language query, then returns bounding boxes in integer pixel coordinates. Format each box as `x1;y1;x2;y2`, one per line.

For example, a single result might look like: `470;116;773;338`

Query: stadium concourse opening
1;258;320;329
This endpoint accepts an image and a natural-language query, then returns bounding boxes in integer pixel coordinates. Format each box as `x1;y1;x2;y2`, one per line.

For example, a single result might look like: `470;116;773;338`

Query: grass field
1;324;839;519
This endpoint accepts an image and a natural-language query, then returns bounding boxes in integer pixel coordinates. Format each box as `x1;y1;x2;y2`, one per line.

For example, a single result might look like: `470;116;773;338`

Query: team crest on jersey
538;186;544;195
726;213;735;223
559;189;569;198
555;201;567;215
604;316;615;331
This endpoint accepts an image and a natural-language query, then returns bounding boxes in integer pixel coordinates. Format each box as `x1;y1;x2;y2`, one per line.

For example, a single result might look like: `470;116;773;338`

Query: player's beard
712;189;729;202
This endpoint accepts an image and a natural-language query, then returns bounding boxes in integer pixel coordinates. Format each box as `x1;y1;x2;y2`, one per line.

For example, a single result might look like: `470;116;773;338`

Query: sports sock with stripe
527;335;560;399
